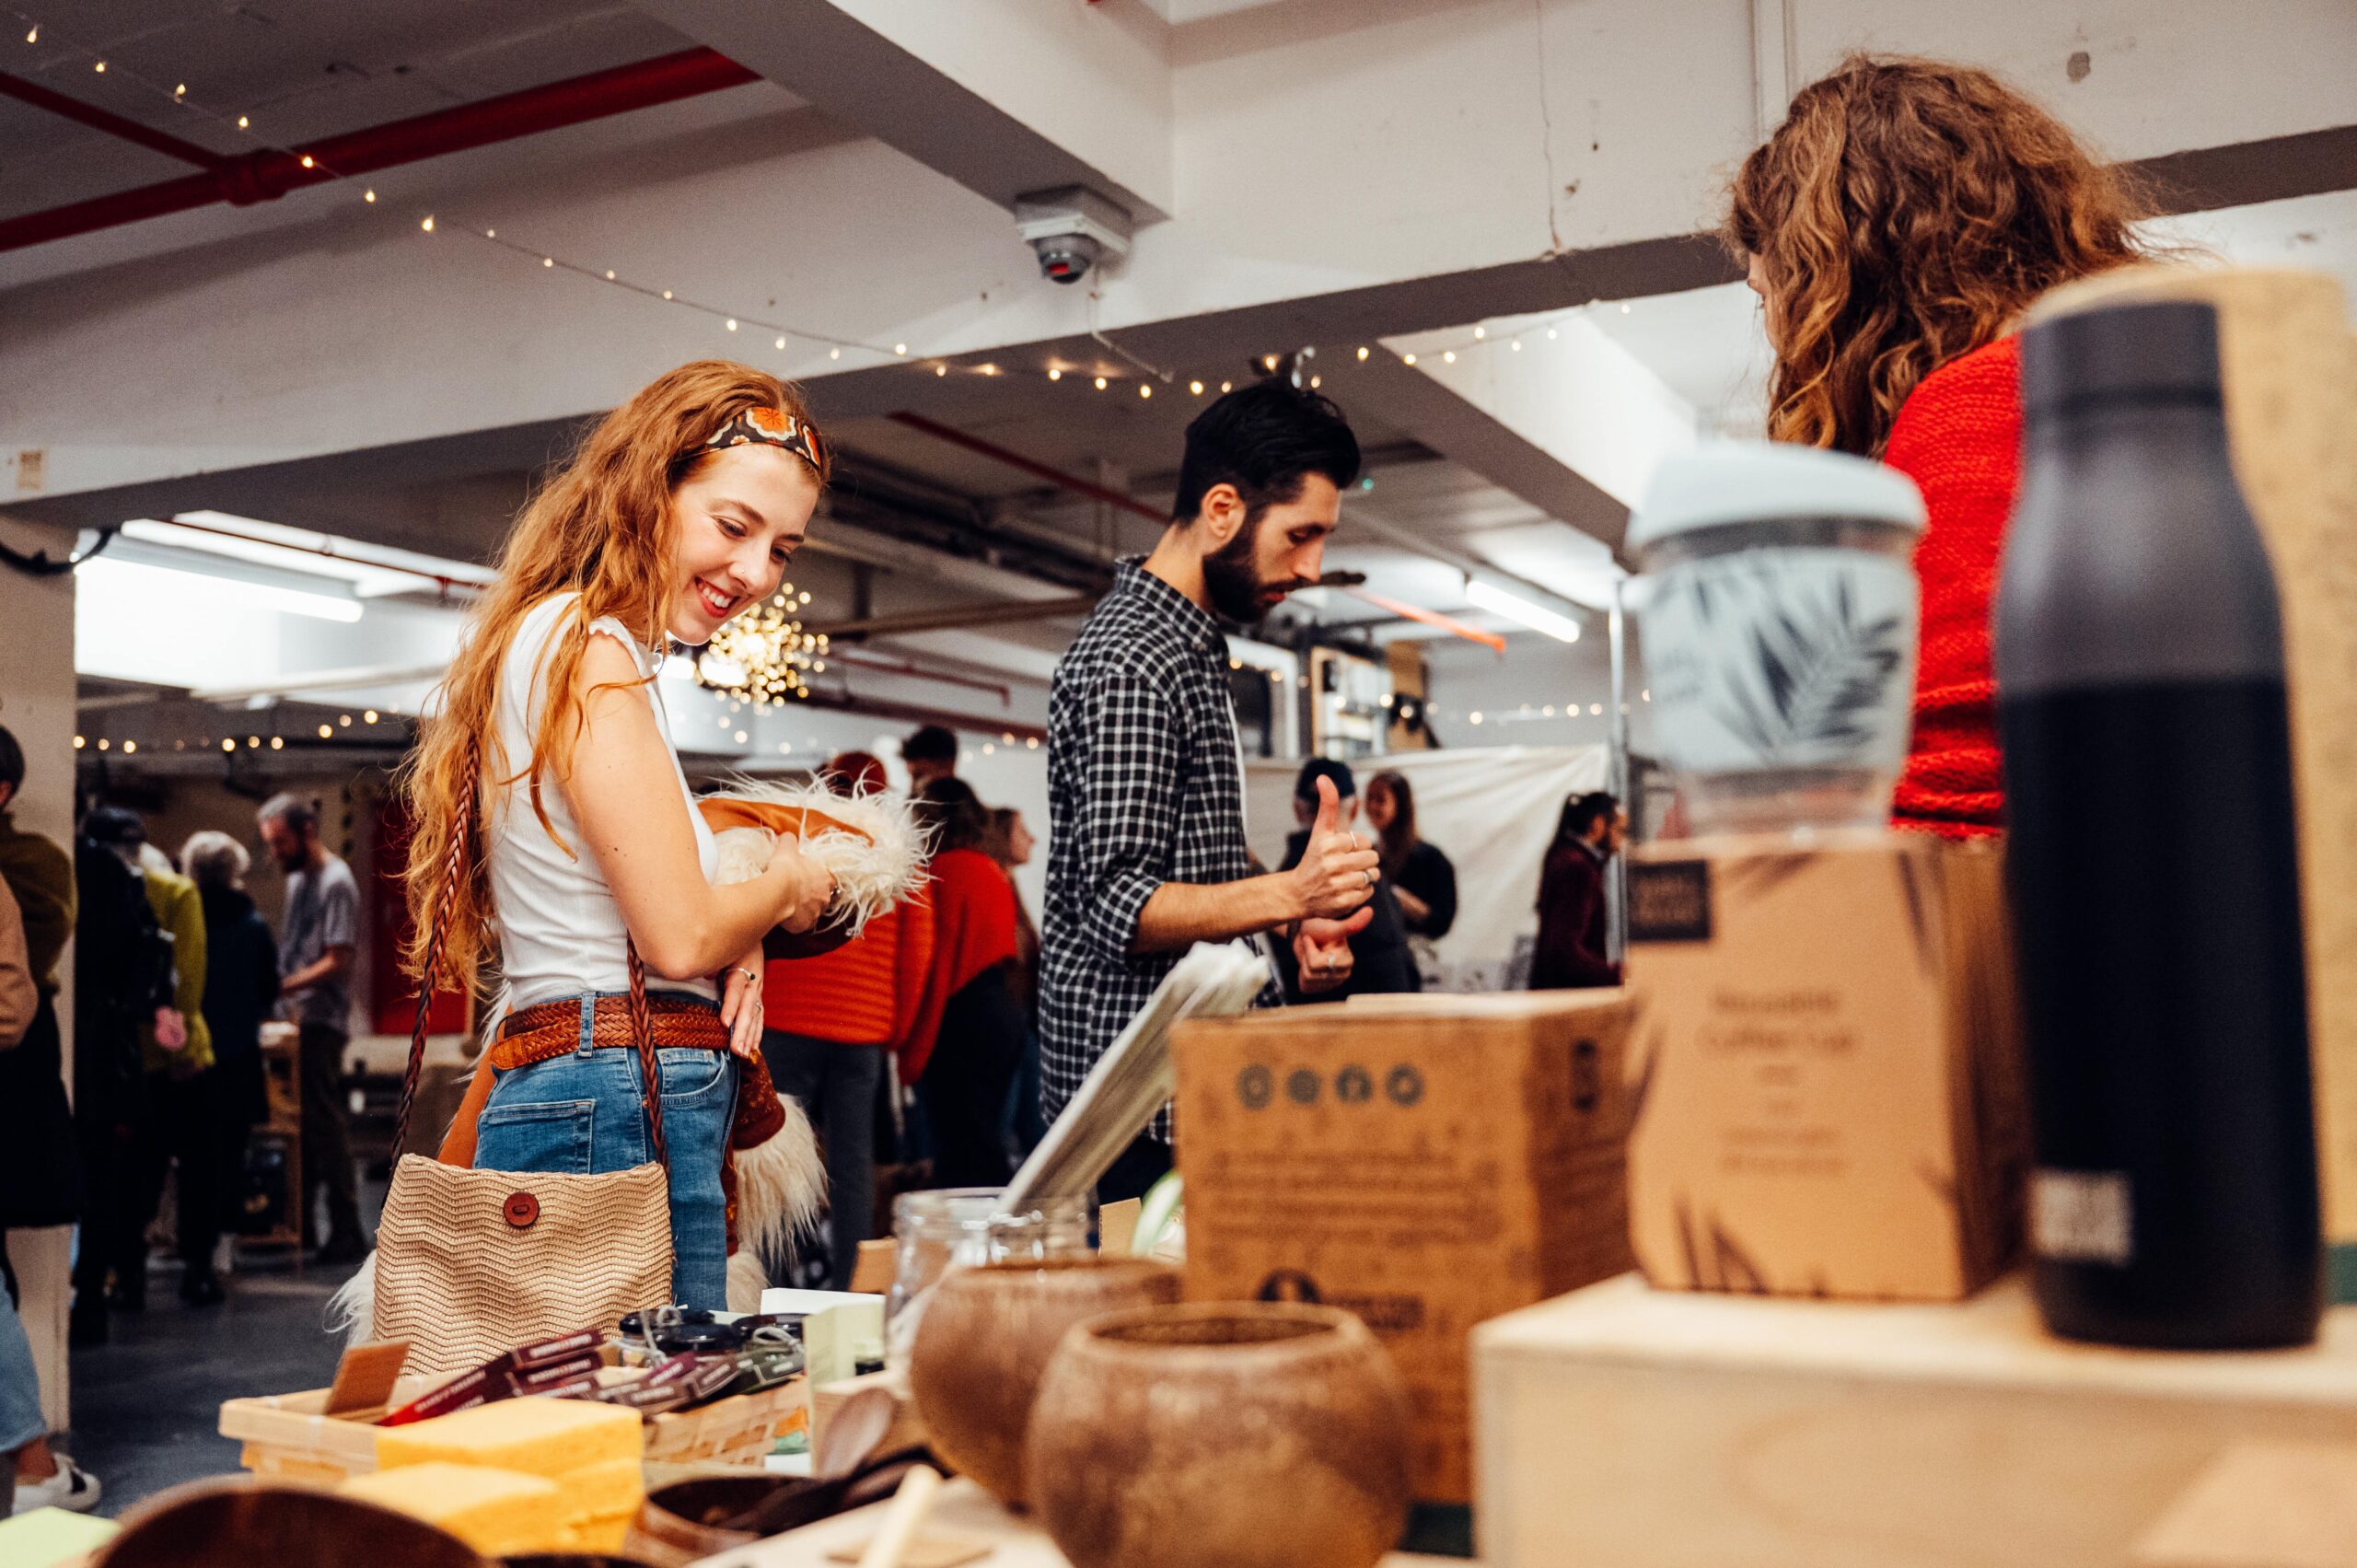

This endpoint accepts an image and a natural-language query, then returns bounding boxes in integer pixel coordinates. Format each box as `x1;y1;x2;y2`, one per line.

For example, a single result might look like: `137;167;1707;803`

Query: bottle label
2031;1168;2133;1264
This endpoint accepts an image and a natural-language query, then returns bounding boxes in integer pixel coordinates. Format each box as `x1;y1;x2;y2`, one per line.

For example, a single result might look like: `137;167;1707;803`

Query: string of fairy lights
9;7;1641;401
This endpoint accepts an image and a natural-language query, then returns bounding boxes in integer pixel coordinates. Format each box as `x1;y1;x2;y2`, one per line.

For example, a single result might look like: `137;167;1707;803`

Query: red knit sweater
1884;335;2021;840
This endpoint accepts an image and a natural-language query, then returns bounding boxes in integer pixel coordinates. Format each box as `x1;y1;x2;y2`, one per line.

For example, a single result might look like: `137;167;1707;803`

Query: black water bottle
1995;297;2322;1350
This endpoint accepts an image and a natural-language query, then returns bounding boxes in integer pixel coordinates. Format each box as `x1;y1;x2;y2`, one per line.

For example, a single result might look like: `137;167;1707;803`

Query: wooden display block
1473;1272;2357;1568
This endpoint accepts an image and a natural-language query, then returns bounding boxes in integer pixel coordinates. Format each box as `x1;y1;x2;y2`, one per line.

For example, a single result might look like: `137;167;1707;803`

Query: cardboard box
1174;990;1636;1504
1472;1273;2357;1568
1624;829;2026;1301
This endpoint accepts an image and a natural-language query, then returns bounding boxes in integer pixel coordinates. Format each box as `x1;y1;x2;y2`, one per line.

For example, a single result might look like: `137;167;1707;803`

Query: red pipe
888;411;1170;527
0;71;224;169
0;48;758;253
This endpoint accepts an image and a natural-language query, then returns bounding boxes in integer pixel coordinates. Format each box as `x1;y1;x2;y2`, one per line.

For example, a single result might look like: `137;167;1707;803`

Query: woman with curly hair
1729;55;2159;836
400;360;838;1307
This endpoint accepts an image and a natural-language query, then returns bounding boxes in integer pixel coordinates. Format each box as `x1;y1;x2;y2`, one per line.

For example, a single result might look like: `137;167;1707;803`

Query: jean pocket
475;1098;597;1175
656;1048;728;1102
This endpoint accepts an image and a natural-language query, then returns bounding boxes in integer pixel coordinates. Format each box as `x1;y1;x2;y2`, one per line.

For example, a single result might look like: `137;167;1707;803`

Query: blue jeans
474;993;737;1310
0;1283;42;1458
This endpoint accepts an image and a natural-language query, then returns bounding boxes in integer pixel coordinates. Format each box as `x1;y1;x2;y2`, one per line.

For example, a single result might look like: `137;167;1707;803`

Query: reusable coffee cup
1628;443;1928;834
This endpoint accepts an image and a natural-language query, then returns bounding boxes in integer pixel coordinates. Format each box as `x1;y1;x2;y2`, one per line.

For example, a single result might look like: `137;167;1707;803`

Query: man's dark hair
1293;756;1357;804
901;725;958;766
0;724;21;796
1556;791;1620;846
84;805;145;847
1172;379;1362;527
258;792;319;836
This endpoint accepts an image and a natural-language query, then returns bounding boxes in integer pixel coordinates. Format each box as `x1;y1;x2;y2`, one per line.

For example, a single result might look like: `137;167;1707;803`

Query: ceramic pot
908;1256;1181;1505
623;1476;775;1568
95;1480;488;1568
1028;1302;1413;1568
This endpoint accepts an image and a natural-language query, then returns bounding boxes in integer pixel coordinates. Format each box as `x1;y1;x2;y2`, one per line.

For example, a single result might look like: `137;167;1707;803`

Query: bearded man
1040;378;1380;1202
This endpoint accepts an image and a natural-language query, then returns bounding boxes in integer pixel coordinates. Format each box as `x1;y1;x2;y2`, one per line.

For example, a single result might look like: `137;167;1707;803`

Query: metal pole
1606;580;1631;965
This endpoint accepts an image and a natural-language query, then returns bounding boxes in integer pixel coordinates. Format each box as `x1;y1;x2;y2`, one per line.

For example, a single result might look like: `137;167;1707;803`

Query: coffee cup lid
1627;441;1926;555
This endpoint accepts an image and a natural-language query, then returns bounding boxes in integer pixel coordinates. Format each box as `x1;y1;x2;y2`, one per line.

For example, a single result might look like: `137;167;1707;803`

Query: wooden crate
1473;1272;2357;1568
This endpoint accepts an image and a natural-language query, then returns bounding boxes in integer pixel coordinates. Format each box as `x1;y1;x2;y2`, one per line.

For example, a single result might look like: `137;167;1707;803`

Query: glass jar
1629;443;1928;835
885;1188;1095;1364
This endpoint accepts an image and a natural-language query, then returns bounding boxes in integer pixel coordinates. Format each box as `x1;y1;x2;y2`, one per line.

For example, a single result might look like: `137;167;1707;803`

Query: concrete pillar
0;515;78;1434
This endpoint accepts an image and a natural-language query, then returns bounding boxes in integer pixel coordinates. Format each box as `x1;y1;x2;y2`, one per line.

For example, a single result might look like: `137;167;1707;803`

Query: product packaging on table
1173;989;1635;1506
1623;828;2026;1301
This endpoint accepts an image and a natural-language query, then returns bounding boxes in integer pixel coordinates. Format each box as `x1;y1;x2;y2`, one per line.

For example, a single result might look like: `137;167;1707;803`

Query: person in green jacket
84;807;228;1307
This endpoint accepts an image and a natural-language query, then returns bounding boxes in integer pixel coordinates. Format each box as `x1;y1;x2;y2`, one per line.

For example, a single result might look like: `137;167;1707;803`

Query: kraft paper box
1625;829;2027;1301
1174;990;1636;1505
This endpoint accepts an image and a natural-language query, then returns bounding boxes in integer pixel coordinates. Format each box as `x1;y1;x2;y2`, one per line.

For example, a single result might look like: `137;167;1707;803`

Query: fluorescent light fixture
122;512;495;598
79;556;364;622
1466;579;1582;643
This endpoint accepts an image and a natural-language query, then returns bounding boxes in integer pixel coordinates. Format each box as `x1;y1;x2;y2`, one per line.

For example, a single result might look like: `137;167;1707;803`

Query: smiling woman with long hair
400;359;838;1307
1730;56;2158;835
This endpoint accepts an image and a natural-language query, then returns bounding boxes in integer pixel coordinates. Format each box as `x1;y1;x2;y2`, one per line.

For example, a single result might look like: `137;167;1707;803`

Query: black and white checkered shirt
1041;559;1253;1142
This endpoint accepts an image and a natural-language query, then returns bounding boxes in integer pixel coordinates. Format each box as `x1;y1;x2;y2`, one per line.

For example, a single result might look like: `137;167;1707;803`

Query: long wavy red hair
1729;55;2156;455
397;360;829;992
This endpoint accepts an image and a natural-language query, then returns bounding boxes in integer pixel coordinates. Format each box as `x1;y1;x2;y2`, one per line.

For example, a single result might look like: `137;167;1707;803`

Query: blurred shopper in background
1364;770;1456;986
257;793;366;1262
908;777;1024;1190
86;808;224;1308
1276;759;1418;1001
1730;55;2156;838
1530;792;1624;992
761;752;935;1289
0;726;82;1345
900;725;959;791
181;830;281;1283
984;806;1046;1159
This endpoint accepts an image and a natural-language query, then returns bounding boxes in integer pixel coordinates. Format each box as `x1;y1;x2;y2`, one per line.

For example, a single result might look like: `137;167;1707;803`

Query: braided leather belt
491;993;727;1073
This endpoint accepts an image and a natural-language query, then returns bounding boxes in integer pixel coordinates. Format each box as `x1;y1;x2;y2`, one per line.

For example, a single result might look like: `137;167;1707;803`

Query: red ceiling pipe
0;47;758;253
0;71;224;168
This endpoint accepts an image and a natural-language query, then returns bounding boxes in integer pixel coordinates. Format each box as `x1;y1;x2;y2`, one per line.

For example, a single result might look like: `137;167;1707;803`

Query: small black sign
1629;858;1713;943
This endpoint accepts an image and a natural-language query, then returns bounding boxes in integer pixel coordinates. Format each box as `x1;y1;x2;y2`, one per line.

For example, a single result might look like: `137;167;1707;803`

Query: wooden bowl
907;1257;1181;1506
96;1480;488;1568
1028;1302;1413;1568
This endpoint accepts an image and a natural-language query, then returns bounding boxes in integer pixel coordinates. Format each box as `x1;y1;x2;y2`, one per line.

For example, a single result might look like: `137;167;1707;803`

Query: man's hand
1287;777;1381;922
1293;906;1373;994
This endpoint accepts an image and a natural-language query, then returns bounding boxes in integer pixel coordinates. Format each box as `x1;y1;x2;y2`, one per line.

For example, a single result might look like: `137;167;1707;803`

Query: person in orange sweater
906;777;1024;1191
760;752;935;1289
1727;55;2158;837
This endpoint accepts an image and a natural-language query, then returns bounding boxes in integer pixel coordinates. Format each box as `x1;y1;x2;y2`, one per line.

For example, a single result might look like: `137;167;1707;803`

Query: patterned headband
701;405;826;474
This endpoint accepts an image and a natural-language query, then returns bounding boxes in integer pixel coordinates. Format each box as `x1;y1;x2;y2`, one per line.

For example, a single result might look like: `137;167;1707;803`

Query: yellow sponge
377;1397;644;1479
557;1455;645;1523
342;1461;564;1556
561;1510;637;1553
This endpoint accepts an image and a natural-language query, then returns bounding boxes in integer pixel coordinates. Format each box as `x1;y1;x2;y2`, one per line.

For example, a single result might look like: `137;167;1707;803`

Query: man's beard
1202;513;1278;623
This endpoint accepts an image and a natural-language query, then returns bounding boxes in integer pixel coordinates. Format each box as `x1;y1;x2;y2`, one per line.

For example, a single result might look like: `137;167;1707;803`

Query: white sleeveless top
484;592;717;1011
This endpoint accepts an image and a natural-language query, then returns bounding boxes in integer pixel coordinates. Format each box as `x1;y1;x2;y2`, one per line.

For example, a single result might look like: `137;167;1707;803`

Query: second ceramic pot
1027;1302;1413;1568
907;1256;1182;1505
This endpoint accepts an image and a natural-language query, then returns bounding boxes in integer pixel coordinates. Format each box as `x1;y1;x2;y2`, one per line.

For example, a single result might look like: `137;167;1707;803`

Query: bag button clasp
503;1191;540;1229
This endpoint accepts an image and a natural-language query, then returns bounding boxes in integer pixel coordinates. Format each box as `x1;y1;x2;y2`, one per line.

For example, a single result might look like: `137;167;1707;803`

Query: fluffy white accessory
703;778;928;935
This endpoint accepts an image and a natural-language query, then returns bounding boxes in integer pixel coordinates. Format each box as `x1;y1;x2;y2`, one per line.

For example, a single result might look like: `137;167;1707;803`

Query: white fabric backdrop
1245;745;1610;992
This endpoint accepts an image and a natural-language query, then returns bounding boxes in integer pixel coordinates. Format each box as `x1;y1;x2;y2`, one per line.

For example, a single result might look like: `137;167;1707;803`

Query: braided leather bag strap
393;740;668;1174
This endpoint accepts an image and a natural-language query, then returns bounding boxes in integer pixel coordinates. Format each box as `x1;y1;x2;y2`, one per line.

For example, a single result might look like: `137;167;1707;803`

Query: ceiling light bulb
269;737;283;749
318;724;331;738
662;289;673;299
363;188;376;203
299;154;314;168
894;343;908;355
1401;354;1416;366
364;710;378;723
93;59;105;73
222;738;234;751
1510;339;1522;351
1621;303;1631;313
1466;580;1583;643
830;348;842;360
1356;346;1369;360
420;215;434;231
25;24;37;41
485;228;494;238
1139;383;1152;399
238;114;250;128
1473;326;1486;340
543;257;554;268
1220;380;1233;392
1546;327;1558;339
725;317;737;330
1190;380;1203;394
73;736;85;749
1442;351;1456;364
1094;377;1109;390
605;269;616;280
174;83;186;99
775;335;786;350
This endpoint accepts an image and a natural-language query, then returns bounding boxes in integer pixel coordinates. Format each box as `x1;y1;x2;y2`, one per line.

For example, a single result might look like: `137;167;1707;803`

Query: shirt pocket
474;1098;597;1175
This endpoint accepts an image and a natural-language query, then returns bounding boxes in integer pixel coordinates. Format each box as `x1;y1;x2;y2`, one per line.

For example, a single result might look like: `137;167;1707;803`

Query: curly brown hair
1729;55;2155;456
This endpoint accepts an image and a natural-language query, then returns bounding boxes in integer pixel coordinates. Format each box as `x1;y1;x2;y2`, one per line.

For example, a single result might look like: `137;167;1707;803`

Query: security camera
1015;186;1132;286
